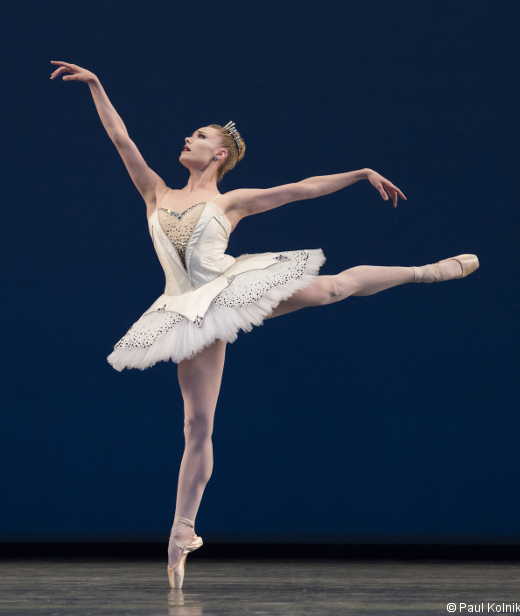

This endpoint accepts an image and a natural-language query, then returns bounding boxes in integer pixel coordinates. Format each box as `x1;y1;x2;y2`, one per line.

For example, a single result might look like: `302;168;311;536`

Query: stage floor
1;558;519;615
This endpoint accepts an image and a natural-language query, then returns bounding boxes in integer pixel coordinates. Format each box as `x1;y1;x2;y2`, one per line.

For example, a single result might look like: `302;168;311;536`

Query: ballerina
50;60;479;588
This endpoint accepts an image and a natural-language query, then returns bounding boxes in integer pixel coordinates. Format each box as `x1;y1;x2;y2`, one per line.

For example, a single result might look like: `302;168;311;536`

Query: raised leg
168;338;227;568
265;265;417;319
337;264;416;296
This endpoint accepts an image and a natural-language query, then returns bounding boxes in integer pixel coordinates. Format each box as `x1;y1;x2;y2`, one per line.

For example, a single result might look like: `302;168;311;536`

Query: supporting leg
168;338;227;569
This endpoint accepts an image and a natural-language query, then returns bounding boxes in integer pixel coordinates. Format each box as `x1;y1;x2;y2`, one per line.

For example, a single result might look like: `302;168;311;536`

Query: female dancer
50;61;479;588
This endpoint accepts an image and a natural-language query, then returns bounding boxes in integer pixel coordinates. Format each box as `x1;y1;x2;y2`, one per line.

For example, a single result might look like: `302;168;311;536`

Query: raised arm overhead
50;61;166;219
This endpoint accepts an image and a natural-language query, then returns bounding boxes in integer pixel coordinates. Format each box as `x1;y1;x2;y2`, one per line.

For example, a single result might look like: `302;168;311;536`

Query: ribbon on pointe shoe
411;263;442;283
413;255;474;283
168;515;203;571
169;515;199;544
170;515;195;536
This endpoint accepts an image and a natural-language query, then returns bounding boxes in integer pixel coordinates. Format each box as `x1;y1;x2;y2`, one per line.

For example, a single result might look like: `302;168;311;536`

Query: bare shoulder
145;176;169;220
154;180;170;207
214;189;247;232
215;188;258;215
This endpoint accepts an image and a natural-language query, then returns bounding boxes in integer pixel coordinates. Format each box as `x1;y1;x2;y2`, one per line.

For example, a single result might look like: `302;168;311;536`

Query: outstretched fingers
49;61;76;80
382;182;407;208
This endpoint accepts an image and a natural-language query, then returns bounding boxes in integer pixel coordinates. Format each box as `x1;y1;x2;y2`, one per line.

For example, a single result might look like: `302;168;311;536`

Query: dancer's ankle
170;515;196;541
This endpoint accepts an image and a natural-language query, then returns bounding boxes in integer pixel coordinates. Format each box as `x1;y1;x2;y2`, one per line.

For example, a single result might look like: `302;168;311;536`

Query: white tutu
107;248;326;371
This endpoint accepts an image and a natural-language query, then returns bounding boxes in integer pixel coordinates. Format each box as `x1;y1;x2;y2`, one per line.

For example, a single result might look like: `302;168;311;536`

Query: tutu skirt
107;248;326;371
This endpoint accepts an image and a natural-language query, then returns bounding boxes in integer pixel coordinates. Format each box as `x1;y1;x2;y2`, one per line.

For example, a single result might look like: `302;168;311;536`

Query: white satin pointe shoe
412;254;479;283
167;516;203;589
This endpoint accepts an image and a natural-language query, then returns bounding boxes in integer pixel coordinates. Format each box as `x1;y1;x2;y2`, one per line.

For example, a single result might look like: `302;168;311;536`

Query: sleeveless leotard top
157;202;206;271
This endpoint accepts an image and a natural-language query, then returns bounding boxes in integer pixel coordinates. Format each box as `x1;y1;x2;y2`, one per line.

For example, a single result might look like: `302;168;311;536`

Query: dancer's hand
49;61;98;84
366;169;407;208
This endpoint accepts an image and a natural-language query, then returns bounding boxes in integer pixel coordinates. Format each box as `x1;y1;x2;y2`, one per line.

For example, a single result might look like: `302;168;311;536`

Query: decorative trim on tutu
107;248;326;371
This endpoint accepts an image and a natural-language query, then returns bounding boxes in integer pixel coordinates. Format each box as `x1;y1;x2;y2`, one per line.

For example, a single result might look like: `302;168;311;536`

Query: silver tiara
223;121;242;154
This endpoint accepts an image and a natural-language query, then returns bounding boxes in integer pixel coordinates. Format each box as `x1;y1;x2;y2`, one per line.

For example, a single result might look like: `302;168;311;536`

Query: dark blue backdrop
1;0;518;544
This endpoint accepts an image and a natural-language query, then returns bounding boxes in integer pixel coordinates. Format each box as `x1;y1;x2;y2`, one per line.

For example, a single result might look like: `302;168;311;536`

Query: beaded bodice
157;202;206;271
148;199;236;294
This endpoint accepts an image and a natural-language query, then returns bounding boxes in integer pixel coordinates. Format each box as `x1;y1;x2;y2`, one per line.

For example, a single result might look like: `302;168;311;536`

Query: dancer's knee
310;276;348;305
184;415;214;442
325;274;360;303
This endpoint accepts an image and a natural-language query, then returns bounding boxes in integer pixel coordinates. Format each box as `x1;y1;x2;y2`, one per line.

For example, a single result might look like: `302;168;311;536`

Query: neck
183;166;218;194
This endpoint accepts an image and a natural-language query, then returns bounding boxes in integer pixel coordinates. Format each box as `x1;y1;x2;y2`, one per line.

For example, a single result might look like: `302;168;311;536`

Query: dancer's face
179;126;227;172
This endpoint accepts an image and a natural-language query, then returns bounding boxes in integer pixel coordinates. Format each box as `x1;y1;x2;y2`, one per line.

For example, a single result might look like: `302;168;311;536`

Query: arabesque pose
50;61;479;589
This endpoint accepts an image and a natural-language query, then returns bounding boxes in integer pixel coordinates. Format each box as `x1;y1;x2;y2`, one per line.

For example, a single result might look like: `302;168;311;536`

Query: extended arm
87;76;166;206
301;168;406;207
50;61;165;211
223;168;406;219
299;169;370;198
87;77;129;141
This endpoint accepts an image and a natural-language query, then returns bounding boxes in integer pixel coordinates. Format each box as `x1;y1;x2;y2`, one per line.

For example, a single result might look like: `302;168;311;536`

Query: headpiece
223;121;242;154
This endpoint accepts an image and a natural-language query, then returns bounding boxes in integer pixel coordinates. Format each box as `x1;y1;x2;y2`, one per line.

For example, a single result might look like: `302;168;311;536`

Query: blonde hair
208;124;246;183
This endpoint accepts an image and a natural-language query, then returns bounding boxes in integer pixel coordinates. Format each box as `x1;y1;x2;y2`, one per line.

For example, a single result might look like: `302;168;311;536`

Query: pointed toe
458;254;479;278
440;254;479;279
167;534;203;588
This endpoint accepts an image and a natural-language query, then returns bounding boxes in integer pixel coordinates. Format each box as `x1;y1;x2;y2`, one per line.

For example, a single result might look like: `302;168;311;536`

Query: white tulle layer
107;248;326;371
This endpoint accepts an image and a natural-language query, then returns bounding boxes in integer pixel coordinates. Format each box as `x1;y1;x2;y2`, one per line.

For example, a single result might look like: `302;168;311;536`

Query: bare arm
86;77;128;141
299;169;370;198
50;61;165;211
222;167;406;219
